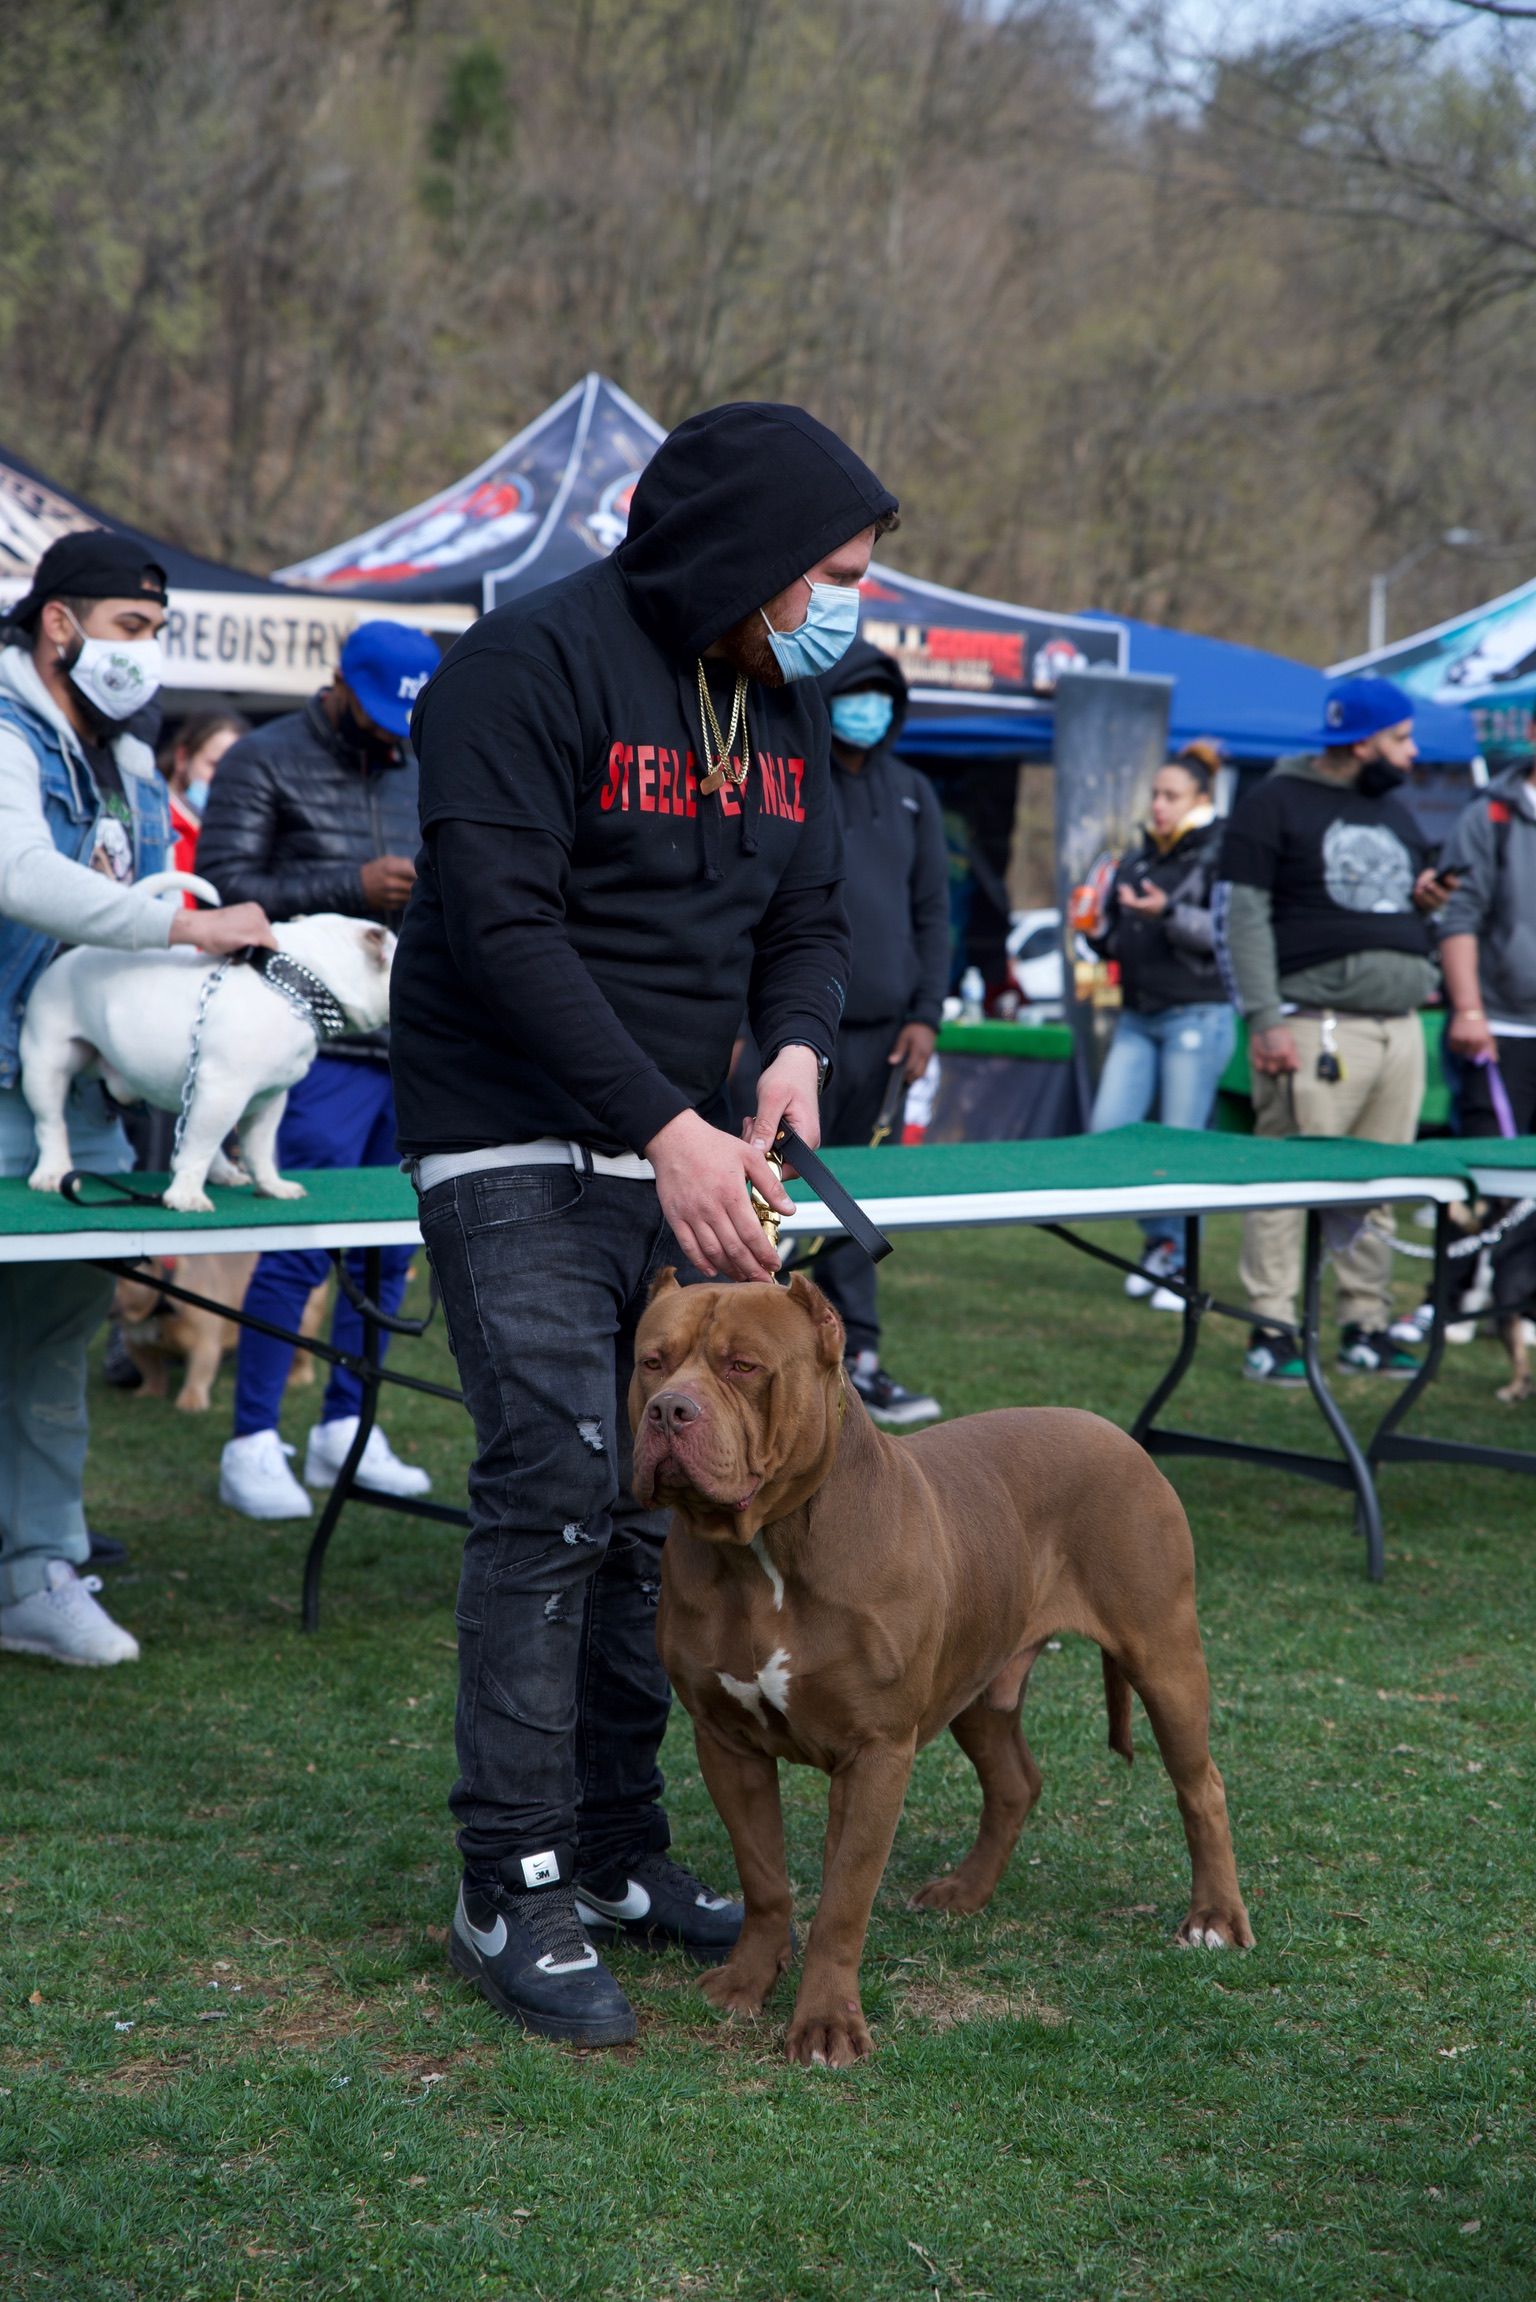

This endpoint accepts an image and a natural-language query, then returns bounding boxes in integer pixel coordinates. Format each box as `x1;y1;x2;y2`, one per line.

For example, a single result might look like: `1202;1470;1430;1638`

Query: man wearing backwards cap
392;400;896;2048
196;618;441;1522
0;531;275;1669
1214;674;1453;1384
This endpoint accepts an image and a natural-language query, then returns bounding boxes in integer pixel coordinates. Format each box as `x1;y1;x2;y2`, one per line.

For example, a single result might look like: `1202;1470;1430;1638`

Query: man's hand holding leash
647;1044;820;1283
168;902;276;956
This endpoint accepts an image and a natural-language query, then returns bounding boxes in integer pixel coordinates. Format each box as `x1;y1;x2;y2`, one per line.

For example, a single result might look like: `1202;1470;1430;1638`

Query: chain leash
171;959;232;1167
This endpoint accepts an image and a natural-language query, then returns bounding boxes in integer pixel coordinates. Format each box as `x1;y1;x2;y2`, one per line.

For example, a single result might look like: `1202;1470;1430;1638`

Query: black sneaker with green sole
1338;1325;1419;1378
1242;1329;1306;1386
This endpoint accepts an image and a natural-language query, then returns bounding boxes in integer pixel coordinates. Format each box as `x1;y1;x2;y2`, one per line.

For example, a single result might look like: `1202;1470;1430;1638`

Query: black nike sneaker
449;1879;637;2045
574;1852;743;1965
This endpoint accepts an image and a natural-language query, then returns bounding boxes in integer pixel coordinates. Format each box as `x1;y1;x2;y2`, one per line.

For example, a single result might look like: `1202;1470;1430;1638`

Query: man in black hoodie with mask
805;639;948;1425
392;402;896;2047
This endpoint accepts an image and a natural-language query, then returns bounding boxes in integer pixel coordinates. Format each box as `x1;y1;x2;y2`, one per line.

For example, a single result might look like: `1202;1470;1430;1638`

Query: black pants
785;1020;900;1360
417;1164;679;1893
1457;1034;1536;1314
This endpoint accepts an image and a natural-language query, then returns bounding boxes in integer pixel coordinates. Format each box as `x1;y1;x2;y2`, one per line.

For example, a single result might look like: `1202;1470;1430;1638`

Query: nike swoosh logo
458;1897;508;1958
574;1880;652;1922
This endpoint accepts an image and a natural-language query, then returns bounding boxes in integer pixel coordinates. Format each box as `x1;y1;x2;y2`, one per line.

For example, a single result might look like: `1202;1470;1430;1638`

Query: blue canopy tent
1075;610;1480;768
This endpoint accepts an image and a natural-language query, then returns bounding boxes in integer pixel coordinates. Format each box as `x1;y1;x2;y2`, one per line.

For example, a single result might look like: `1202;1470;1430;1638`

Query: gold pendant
699;766;725;795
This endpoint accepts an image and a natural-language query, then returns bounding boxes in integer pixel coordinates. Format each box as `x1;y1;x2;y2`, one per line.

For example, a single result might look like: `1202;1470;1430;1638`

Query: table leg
1130;1214;1203;1446
301;1245;384;1632
1299;1208;1384;1583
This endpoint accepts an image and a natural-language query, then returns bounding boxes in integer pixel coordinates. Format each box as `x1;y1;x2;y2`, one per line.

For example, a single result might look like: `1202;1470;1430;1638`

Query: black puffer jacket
196;694;420;1061
1094;810;1225;1013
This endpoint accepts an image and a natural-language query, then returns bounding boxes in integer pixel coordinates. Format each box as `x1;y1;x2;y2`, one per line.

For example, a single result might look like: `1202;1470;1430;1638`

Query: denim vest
0;695;171;1087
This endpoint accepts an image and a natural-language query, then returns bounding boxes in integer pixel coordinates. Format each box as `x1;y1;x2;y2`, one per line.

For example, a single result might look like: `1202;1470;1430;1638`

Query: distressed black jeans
416;1164;680;1891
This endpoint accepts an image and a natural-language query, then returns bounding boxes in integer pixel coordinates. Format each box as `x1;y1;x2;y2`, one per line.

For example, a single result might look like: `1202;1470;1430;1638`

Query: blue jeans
416;1165;679;1890
0;1082;130;1603
232;1058;413;1436
1089;1003;1236;1253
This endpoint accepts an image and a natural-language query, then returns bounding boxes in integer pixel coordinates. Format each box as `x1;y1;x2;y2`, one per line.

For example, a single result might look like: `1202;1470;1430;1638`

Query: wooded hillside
5;0;1534;660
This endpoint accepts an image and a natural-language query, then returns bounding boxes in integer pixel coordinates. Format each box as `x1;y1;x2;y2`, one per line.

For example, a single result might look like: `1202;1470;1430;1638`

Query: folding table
6;1124;1532;1617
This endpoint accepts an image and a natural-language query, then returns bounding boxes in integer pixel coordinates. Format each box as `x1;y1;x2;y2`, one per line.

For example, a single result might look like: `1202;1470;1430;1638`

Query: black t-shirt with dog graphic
1218;767;1432;980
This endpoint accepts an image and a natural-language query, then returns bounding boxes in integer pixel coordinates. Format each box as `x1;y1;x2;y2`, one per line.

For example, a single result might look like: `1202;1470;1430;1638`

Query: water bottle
959;966;986;1022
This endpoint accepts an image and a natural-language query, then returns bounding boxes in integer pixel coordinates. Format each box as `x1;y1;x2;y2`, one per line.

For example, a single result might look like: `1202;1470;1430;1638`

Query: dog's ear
786;1270;844;1368
646;1266;680;1303
363;925;392;969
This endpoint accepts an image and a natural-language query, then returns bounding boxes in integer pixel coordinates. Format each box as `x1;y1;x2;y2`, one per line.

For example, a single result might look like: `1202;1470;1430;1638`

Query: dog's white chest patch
717;1646;792;1726
750;1534;784;1609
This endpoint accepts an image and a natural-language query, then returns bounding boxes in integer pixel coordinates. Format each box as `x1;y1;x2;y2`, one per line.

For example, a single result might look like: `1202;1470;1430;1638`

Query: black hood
816;637;910;745
615;402;897;661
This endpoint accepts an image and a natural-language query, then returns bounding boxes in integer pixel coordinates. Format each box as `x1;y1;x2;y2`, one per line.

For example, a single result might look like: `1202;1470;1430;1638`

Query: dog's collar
244;947;350;1042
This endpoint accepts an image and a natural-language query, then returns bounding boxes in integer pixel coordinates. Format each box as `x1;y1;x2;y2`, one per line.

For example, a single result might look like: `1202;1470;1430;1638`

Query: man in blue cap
197;619;442;1517
1215;675;1454;1382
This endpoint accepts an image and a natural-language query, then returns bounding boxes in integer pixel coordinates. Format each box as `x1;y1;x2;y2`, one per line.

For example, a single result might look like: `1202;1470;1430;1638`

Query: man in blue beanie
1214;675;1454;1382
197;618;441;1517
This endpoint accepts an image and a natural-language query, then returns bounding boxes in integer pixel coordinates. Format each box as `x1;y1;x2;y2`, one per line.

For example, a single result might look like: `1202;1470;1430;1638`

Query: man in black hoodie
392;402;896;2048
804;640;949;1425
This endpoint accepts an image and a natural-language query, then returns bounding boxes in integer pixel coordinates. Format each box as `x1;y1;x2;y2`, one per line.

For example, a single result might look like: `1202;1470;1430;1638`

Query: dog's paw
908;1871;992;1915
1496;1380;1530;1405
254;1178;308;1202
161;1182;215;1215
700;1955;783;2021
1176;1904;1255;1951
208;1157;252;1190
786;1995;874;2069
27;1168;67;1195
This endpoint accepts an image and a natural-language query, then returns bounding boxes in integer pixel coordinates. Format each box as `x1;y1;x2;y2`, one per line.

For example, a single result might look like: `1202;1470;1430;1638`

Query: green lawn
3;1216;1534;2300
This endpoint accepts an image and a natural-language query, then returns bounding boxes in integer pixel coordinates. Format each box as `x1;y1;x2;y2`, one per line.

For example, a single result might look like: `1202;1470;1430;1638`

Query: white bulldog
21;872;395;1214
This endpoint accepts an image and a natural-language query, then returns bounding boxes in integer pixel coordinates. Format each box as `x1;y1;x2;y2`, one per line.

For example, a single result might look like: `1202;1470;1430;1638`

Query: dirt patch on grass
96;2053;198;2095
894;1980;1066;2030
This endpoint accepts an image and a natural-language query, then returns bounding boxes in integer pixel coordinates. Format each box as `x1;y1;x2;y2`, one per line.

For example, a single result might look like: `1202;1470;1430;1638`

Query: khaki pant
1240;1011;1425;1333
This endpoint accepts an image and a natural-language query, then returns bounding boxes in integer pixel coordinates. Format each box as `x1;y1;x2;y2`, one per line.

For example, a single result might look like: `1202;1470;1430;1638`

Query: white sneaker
1148;1283;1186;1313
304;1417;432;1498
219;1428;313;1519
1125;1239;1180;1299
0;1560;139;1667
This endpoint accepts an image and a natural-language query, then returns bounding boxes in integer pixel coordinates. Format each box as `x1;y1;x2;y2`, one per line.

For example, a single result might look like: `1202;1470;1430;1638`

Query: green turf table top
4;1123;1534;1263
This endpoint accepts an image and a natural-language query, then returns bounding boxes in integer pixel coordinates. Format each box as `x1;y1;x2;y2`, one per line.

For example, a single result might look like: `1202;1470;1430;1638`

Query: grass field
3;1214;1534;2301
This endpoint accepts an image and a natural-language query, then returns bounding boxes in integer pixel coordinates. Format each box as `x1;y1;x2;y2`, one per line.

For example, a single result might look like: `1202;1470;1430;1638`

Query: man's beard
711;609;786;689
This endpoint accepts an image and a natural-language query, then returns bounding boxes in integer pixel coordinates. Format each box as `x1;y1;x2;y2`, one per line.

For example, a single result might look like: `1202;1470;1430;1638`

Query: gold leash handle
748;1143;785;1251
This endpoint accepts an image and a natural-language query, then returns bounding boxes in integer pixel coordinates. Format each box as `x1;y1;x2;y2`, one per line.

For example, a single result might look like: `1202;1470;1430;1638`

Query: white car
1006;907;1065;1009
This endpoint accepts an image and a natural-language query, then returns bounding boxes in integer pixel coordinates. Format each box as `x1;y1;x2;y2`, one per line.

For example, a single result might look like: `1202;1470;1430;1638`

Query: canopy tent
272;368;1481;768
1076;610;1480;769
0;444;470;710
275;372;1127;748
1330;576;1536;766
275;374;667;611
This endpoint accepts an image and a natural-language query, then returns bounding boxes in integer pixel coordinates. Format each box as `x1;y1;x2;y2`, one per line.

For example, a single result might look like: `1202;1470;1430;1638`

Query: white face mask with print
63;611;165;721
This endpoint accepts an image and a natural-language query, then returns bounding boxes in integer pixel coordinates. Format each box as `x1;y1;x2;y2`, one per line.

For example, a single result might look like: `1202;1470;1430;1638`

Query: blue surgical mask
182;779;212;819
761;581;861;682
829;691;894;750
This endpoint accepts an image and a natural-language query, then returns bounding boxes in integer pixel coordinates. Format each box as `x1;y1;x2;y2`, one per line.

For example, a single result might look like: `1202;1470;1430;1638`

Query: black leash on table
60;1169;166;1209
775;1123;894;1265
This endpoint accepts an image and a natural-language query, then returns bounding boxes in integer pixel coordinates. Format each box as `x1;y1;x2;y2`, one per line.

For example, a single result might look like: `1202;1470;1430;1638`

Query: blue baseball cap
339;620;439;739
1315;674;1415;750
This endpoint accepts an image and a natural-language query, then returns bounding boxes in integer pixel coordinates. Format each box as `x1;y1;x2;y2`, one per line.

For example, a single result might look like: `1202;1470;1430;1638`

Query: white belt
414;1138;656;1192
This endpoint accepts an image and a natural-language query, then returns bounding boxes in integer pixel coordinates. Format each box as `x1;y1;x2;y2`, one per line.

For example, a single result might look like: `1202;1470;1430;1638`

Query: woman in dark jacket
1088;740;1235;1304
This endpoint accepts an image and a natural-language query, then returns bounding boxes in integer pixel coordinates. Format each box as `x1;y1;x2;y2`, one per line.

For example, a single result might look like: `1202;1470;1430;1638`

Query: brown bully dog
629;1269;1252;2070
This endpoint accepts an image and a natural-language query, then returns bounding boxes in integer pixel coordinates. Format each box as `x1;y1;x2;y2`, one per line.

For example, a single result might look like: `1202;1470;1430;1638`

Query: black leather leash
775;1124;893;1264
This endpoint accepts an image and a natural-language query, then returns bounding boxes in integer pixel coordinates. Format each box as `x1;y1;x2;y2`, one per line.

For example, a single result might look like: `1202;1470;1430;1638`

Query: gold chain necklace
696;659;750;796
